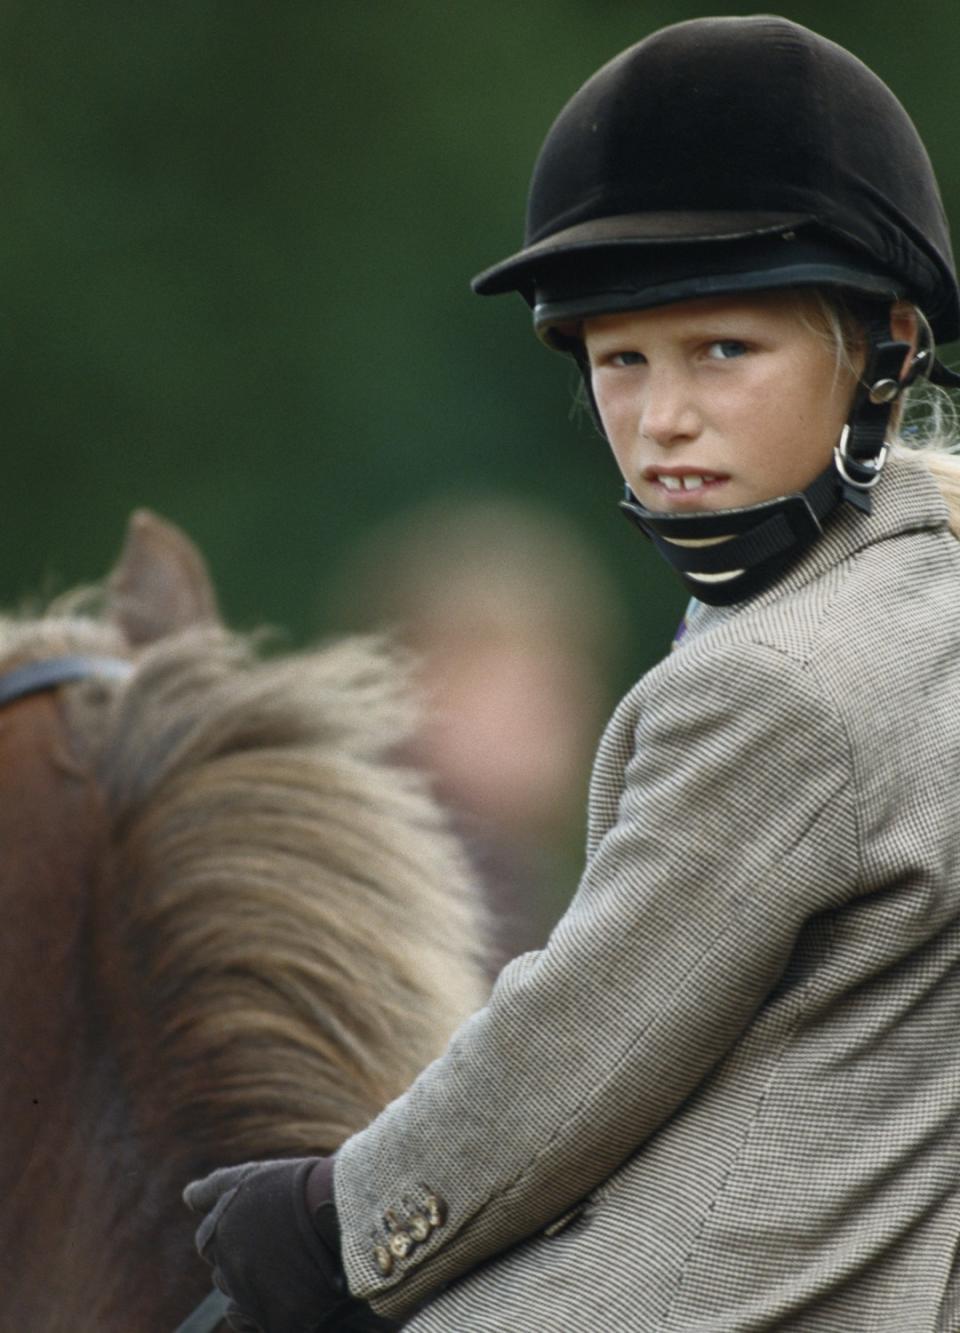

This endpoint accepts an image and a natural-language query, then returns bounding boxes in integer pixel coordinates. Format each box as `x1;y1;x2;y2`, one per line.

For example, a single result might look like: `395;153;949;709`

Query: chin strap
831;314;913;511
620;464;838;606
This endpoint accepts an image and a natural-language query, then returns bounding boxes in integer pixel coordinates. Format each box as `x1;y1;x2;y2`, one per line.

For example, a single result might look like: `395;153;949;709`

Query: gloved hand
183;1156;399;1333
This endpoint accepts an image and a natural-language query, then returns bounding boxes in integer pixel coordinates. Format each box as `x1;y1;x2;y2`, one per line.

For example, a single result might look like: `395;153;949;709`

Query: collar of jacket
677;448;950;642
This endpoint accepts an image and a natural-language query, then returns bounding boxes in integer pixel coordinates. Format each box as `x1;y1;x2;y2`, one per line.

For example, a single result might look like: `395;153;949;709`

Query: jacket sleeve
333;638;860;1318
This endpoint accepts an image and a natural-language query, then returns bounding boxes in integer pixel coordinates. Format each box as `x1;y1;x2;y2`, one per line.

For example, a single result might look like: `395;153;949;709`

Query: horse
0;510;489;1332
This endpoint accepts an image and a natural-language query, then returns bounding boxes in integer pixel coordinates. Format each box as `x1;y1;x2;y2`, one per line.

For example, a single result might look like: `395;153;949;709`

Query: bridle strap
173;1288;230;1333
0;656;133;709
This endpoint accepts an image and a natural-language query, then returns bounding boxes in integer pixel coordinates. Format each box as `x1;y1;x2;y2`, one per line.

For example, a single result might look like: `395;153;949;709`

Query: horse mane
1;603;489;1177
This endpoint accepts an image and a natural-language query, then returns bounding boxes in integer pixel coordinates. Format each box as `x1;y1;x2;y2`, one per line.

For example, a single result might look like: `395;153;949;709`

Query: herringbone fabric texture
336;451;960;1331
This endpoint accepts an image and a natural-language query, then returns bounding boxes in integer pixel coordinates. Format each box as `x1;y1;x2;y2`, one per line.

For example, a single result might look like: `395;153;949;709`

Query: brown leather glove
183;1157;399;1333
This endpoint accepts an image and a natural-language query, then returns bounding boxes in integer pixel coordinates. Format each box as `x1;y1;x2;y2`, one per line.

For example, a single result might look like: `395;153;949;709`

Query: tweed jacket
335;451;960;1332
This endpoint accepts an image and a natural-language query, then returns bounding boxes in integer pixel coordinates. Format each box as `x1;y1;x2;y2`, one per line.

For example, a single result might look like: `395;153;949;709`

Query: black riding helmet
472;16;960;605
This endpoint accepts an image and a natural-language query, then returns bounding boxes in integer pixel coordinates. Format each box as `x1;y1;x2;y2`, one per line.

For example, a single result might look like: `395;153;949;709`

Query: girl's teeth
658;474;710;490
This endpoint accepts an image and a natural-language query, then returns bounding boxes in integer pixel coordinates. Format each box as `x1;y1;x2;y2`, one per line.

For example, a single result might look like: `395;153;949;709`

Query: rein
173;1288;230;1333
0;654;228;1333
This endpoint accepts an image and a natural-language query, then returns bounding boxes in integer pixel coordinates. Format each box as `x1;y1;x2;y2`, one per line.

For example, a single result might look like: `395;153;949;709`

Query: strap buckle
833;424;888;491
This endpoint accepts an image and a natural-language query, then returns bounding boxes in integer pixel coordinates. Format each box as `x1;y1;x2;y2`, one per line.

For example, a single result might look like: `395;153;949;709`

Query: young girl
186;18;960;1331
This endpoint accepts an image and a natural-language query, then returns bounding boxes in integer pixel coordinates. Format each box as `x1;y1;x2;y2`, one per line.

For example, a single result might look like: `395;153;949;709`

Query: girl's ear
890;301;920;381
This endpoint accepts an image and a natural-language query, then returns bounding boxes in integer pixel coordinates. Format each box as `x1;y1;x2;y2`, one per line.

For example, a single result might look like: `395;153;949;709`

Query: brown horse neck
0;692;209;1330
0;691;104;1149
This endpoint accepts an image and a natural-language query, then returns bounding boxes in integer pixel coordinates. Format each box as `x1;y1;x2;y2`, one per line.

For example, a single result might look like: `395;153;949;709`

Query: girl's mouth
643;468;730;502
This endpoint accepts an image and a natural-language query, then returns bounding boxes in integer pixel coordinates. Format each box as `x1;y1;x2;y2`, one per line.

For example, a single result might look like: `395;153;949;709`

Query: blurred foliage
1;0;958;692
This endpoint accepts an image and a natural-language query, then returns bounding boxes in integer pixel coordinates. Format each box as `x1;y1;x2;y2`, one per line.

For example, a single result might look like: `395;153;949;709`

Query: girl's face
583;291;860;512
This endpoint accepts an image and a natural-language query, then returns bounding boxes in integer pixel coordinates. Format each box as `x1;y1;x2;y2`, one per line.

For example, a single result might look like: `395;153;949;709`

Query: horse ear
105;509;222;646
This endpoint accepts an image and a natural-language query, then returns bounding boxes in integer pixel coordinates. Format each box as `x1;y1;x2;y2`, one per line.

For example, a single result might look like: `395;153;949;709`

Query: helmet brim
472;210;812;297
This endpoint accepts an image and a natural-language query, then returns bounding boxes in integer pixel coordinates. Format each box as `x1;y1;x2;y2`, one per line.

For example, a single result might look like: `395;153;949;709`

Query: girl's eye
610;350;644;367
707;340;748;361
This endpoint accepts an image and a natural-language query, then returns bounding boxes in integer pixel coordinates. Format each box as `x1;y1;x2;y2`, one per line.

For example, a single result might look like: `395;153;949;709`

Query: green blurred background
1;2;958;924
4;1;957;638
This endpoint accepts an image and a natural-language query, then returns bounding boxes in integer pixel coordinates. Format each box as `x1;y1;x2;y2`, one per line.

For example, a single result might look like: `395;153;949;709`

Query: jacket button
424;1192;447;1229
388;1229;414;1259
407;1212;431;1242
373;1245;394;1276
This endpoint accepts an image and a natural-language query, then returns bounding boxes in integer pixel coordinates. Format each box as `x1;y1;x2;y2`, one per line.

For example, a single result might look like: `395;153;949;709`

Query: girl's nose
638;369;700;446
